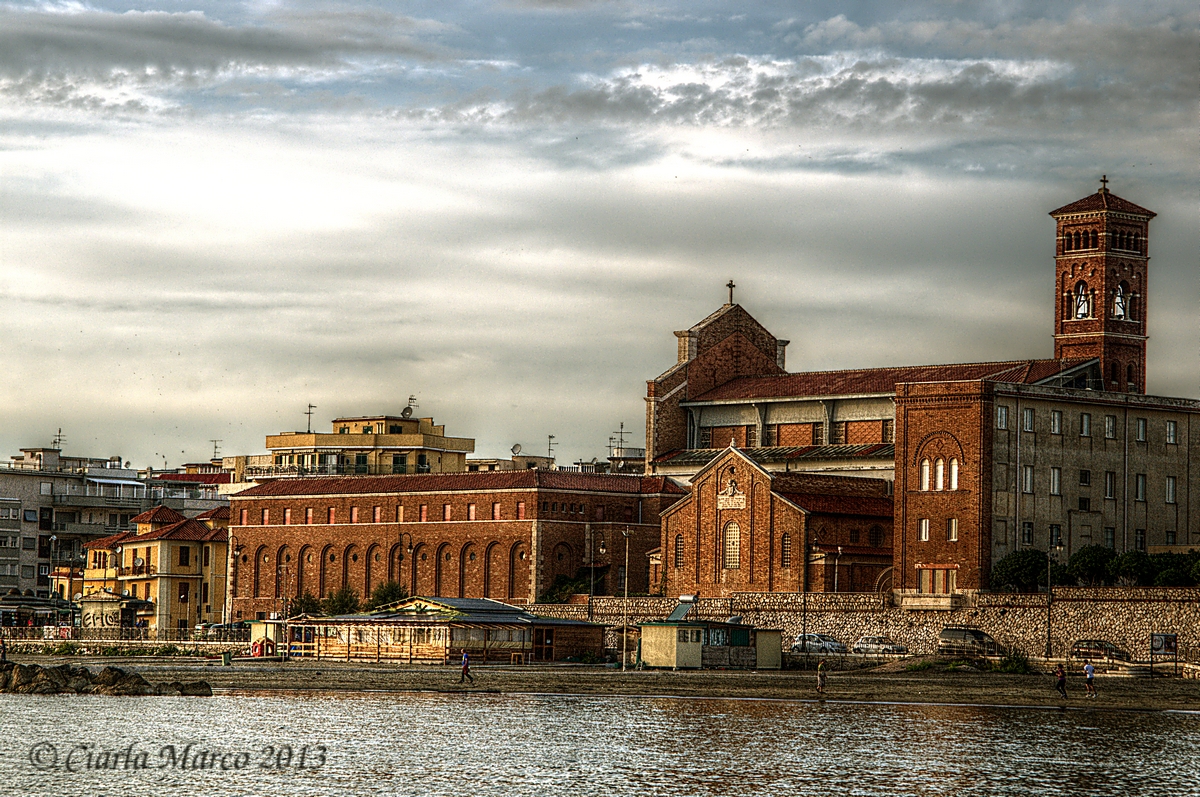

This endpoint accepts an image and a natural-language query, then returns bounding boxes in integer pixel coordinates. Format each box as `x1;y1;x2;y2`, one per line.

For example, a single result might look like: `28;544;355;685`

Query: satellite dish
134;557;144;566
122;590;130;597
401;406;413;419
511;444;522;456
591;457;598;465
73;592;82;601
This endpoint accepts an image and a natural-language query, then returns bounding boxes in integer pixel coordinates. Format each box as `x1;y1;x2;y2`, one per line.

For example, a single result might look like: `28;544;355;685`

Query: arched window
1063;232;1071;251
919;459;931;491
1090;230;1098;248
868;525;884;548
1133;233;1141;253
1073;231;1081;249
673;534;684;568
934;458;945;491
1113;282;1128;320
723;522;741;570
949;459;959;490
1074;282;1090;319
781;533;792;568
1127;364;1135;387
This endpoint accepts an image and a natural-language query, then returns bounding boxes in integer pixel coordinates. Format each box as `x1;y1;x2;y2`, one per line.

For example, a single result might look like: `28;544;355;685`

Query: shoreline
6;654;1198;712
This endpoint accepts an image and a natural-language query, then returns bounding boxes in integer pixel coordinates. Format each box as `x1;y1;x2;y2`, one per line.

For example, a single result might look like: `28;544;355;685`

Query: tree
364;580;408;611
1150;552;1196;586
1107;550;1154;586
289;591;323;617
321;585;361;616
1069;545;1116;586
990;549;1048;593
1191;558;1200;585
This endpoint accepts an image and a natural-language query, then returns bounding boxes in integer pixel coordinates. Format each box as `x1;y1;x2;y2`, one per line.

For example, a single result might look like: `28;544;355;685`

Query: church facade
648;182;1199;596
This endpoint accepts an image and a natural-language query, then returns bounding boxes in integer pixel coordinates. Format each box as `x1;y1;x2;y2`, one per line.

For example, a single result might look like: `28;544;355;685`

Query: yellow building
243;413;475;479
82;505;229;634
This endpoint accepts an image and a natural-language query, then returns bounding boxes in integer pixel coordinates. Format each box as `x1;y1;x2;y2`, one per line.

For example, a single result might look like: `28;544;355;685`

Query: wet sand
9;654;1198;711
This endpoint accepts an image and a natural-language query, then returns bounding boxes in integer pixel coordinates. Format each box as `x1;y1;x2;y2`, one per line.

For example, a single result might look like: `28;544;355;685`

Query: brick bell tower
1049;177;1155;393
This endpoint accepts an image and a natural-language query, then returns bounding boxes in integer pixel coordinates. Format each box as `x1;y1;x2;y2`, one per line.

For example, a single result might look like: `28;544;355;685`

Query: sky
0;1;1196;469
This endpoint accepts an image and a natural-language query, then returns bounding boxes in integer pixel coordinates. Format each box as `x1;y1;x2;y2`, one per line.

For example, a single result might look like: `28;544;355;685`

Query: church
647;181;1198;600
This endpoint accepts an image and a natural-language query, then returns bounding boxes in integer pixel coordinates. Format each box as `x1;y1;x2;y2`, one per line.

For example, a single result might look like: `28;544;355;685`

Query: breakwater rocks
0;662;212;696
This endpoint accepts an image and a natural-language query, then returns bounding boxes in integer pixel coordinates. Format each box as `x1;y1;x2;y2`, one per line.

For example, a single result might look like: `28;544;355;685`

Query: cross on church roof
1099;174;1109;193
726;280;736;305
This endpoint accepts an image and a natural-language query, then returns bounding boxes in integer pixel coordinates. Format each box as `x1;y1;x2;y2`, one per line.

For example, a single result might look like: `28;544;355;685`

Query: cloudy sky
0;1;1196;468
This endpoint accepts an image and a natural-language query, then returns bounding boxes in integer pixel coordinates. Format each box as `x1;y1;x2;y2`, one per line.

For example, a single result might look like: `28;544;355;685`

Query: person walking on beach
1;634;6;664
1083;660;1096;698
459;650;474;684
1054;663;1068;699
816;658;827;694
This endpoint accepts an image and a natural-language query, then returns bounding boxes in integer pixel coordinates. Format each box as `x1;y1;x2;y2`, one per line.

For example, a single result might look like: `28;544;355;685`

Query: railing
246;463;432;478
117;565;158;577
74;628;251;643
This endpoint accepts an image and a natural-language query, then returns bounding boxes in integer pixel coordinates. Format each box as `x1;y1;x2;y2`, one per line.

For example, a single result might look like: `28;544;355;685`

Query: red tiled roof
234;470;683;499
129;506;187;525
195;506;230;520
688;359;1092;402
1049;191;1155;218
136;518;228;542
84;531;136;550
779;493;893;517
153;472;231;484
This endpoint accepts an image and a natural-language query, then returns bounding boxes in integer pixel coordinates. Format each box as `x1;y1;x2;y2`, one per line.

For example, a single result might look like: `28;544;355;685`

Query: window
1080;413;1091;437
328;507;336;524
1022;408;1035;432
1105;415;1117;439
239;509;248;525
1078;497;1090;512
1135;474;1146;501
179;546;190;567
1166;529;1177;545
829;422;846;445
373;506;381;523
468;504;476;521
203;546;210;567
1050;525;1062;548
443;504;452;521
946;518;958;542
1135;529;1146;551
1135;418;1146;442
396;505;405;522
698;427;712;448
949;459;959;490
746;426;758;448
492;502;501;520
934;459;945;491
849;529;860;544
812;423;824;444
1050;468;1061;495
1050;411;1062;435
919;459;931;491
350;507;359;523
1105;471;1116;499
419;504;428;522
516;502;526;520
882;419;894;443
1166;420;1178;444
674;535;685;568
781;533;791;568
178;582;189;603
868;526;884;548
761;424;777;447
996;406;1008;430
918;519;930;542
1022;465;1034;494
284;508;292;525
1022;521;1033;545
202;582;209;604
723;522;741;569
1104;527;1115;548
1165;476;1176;504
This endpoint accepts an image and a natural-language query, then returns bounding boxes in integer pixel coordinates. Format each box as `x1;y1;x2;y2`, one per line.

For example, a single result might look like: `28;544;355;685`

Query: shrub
322;585;361;616
905;660;934;672
1108;550;1154;586
289;591;323;617
994;651;1032;674
364;581;408;612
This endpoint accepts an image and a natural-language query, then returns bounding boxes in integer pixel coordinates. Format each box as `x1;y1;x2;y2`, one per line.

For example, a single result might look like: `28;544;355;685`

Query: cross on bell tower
1049;179;1155;393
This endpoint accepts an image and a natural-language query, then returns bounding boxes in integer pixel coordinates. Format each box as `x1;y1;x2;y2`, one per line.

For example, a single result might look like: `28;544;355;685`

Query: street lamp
587;524;595;622
833;546;843;593
618;527;631;671
397;532;415;593
1045;543;1064;659
225;534;242;626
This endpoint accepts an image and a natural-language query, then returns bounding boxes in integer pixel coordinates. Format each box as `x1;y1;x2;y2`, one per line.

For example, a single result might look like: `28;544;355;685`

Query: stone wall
530;587;1200;662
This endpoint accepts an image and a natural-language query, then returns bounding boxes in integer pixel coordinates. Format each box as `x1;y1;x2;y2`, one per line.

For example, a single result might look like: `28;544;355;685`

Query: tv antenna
547;435;556;459
304;403;317;433
52;428;66;449
407;395;419;409
612;421;629;454
209;439;222;459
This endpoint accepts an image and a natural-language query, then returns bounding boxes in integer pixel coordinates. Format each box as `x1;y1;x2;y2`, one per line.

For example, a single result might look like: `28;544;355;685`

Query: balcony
245;463;432;478
117;565;158;578
51;494;146;509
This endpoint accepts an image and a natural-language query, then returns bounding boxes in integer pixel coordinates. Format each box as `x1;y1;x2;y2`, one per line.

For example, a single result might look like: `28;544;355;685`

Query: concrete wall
530;588;1200;662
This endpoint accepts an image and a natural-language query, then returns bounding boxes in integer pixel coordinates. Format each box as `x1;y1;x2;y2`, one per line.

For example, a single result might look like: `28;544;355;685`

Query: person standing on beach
459;650;474;684
816;658;827;694
1084;660;1096;698
1054;663;1068;699
1;634;6;664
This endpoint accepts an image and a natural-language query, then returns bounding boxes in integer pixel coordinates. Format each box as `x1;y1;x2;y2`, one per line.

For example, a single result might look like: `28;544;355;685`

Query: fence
1;627;249;643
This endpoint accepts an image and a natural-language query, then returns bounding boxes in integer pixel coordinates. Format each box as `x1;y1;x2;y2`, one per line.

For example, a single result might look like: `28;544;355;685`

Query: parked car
791;633;847;654
852;636;908;655
937;627;1001;657
1068;639;1131;662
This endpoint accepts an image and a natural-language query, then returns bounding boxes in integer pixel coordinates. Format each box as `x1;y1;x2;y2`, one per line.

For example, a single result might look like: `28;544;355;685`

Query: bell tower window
1073;282;1090;319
